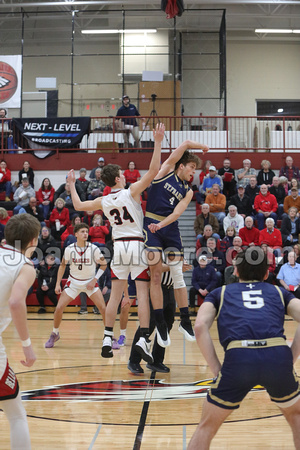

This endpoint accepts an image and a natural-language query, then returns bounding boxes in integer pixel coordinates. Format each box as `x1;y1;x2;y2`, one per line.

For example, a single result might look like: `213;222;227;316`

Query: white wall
6;37;300;119
227;40;300;116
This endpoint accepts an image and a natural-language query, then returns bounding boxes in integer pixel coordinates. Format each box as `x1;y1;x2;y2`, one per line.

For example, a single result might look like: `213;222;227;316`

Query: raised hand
153;122;165;143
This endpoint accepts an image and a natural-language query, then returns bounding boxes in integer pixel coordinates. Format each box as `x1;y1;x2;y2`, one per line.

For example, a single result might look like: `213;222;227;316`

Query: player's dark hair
5;214;41;251
74;223;89;234
175;150;202;171
235;247;268;282
101;164;122;187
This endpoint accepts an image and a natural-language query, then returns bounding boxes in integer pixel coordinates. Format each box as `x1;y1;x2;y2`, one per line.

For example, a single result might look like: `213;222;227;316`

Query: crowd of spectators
191;155;300;306
2;153;299;315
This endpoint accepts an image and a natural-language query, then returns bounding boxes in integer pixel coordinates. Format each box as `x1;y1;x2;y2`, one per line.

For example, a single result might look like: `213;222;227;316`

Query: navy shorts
143;217;183;257
208;346;300;410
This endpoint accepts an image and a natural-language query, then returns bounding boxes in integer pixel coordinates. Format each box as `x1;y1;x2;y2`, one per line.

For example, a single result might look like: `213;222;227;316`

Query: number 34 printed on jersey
109;206;134;225
242;290;264;309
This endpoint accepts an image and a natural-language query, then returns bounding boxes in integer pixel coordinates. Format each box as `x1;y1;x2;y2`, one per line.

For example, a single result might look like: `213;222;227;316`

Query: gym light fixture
81;29;157;35
255;29;300;34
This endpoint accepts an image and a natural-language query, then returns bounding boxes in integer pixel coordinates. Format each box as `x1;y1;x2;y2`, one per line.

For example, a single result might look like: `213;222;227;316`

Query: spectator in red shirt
49;198;70;241
61;214;82;247
239;216;260;247
259;217;282;256
254;184;278;230
123;161;141;188
199;160;212;185
0;159;12;201
261;242;277;284
0;207;10;225
36;177;55;219
89;214;110;248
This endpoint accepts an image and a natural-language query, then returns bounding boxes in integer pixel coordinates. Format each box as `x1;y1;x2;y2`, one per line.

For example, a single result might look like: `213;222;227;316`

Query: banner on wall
0;55;22;109
12;117;91;149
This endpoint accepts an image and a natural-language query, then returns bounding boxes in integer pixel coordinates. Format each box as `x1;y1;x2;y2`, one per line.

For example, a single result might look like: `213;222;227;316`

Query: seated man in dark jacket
36;254;59;314
269;176;285;219
194;203;220;240
281;206;300;247
189;254;218;313
195;237;226;286
228;185;253;218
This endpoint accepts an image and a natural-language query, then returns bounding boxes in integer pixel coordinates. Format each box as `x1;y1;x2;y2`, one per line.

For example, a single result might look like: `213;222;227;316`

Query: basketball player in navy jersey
144;140;209;347
189;248;300;449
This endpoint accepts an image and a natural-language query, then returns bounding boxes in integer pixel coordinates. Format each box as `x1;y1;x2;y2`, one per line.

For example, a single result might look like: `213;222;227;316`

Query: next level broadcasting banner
12;117;91;149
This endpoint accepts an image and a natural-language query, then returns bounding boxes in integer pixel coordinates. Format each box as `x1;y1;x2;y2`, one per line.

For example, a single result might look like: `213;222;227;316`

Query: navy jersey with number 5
145;171;190;219
205;282;295;350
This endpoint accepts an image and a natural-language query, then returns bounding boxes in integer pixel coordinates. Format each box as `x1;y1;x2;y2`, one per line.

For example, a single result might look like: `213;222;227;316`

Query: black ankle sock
104;327;113;338
140;328;150;341
180;307;189;320
154;308;164;324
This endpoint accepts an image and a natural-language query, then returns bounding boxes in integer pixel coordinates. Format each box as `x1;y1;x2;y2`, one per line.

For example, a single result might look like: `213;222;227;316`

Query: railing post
226;115;229;155
283;116;286;155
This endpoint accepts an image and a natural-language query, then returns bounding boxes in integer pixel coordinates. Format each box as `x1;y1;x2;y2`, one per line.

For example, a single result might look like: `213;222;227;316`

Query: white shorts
63;276;99;299
111;239;148;280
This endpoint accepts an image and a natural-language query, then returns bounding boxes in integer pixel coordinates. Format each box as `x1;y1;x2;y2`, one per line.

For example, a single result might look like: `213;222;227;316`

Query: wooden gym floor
0;311;299;449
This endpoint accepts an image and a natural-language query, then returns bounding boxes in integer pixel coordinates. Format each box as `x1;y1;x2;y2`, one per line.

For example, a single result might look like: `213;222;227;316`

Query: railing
1;115;300;156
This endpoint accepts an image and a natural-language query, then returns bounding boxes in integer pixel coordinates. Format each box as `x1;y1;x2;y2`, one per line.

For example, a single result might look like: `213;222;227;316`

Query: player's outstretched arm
130;123;164;201
148;190;193;233
67;169;102;212
157;140;209;180
8;264;37;367
194;302;221;377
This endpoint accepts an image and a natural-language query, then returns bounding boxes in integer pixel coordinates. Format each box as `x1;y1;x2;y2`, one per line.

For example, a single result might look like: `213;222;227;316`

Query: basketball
0;62;18;102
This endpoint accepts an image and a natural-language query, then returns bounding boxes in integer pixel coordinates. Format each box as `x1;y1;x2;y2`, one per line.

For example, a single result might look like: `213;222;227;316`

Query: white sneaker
135;337;154;364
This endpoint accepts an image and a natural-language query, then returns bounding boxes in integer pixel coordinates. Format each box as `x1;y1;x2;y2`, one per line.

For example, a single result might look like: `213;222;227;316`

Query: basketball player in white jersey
67;123;164;362
0;213;41;450
45;223;107;348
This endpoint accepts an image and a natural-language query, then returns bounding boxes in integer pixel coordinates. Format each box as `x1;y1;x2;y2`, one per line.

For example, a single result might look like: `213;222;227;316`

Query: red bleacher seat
26;279;95;307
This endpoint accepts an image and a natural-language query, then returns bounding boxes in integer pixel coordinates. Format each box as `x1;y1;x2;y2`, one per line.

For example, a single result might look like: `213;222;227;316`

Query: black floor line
133;370;156;450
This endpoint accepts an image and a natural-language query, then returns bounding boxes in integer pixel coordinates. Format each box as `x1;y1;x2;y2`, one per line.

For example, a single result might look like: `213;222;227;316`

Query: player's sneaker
128;361;144;375
178;319;196;341
112;338;120;350
135;337;154;364
117;335;126;346
101;336;113;358
78;308;88;315
45;332;60;348
156;321;171;347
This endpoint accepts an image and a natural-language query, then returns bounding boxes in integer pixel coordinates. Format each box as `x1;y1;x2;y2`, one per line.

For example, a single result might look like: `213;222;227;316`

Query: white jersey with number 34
101;188;144;240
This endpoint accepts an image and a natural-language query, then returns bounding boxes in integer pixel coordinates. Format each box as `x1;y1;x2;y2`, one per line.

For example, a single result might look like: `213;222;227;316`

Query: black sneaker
135;337;154;364
128;361;144;375
93;306;100;315
178;319;196;341
38;307;46;314
78;309;88;315
156;321;171;347
146;362;170;373
101;336;113;358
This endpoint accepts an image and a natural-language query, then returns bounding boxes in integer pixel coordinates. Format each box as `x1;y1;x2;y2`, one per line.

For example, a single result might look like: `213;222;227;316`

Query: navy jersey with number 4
205;282;295;350
146;171;190;218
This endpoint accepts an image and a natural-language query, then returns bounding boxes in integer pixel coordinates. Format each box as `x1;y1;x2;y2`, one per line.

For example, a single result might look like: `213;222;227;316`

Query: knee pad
169;260;186;289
